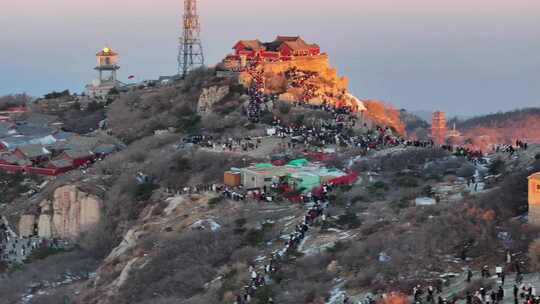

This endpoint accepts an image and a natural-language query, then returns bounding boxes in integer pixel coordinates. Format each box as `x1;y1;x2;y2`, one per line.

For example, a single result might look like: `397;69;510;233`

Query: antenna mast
178;0;205;77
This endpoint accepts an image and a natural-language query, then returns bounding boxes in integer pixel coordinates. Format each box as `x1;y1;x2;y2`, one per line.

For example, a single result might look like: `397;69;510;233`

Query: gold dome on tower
96;47;118;57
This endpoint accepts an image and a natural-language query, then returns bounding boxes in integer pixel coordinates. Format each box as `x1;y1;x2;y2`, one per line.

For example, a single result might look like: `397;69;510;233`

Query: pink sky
1;0;539;115
7;0;540;14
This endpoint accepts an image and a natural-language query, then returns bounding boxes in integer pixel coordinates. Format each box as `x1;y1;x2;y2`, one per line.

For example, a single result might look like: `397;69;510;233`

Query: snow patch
191;219;222;231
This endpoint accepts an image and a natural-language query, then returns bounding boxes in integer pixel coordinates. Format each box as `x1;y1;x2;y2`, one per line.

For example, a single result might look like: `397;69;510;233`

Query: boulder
198;86;230;113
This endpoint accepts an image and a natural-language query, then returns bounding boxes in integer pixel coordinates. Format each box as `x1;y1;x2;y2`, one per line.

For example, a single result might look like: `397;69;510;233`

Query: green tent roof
255;163;273;167
288;159;309;166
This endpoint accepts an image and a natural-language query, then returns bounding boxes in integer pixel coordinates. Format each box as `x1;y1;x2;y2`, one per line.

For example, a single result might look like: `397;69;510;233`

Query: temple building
85;47;121;99
221;36;321;70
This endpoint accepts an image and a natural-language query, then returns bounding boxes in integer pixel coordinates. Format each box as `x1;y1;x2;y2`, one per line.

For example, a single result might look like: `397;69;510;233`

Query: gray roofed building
62;148;93;159
15;124;54;137
15;113;58;127
48;159;73;168
93;144;117;155
0;136;34;150
16;144;51;159
0;154;32;166
0;122;16;138
53;131;75;142
65;136;101;151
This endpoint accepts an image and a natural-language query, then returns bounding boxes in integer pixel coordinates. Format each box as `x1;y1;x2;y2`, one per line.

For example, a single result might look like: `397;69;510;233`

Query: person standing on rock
427;286;435;303
490;290;497;304
251;270;257;283
436;280;442;294
497;286;504;301
467;268;473;283
480;288;487;302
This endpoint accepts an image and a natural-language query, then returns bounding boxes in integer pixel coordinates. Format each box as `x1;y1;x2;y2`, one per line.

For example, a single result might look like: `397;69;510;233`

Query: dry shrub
333;200;502;292
118;229;241;304
230;247;259;264
272;254;334;304
354;148;449;173
475;164;538;218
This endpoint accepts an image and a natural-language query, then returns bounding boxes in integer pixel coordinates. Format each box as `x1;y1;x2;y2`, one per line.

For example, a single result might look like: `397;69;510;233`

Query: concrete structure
528;173;540;226
240;165;296;189
431;111;447;146
237;162;348;191
86;47;121;99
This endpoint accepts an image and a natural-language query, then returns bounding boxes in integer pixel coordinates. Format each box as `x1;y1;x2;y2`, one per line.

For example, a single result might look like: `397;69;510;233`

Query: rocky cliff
239;55;349;104
18;185;102;239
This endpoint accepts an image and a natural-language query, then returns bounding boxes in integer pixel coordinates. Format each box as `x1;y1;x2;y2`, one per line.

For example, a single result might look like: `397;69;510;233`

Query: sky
1;0;539;116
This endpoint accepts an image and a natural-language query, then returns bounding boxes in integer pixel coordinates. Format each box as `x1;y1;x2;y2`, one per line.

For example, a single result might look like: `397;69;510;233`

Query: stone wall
18;185;103;240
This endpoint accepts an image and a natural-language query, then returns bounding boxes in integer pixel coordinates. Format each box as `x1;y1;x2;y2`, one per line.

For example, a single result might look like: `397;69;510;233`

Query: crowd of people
409;263;540;304
494;140;529;156
462;264;539;304
270;115;403;156
1;221;67;265
245;63;268;122
284;67;321;102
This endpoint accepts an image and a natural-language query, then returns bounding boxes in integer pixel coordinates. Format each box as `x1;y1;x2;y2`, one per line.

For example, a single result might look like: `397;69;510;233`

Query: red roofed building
230;36;320;64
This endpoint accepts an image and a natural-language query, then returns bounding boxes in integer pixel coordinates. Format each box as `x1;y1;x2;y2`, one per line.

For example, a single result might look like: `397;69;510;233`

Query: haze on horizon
1;0;539;117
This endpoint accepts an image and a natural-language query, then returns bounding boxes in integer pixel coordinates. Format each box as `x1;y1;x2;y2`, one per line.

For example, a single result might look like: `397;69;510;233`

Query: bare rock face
34;185;103;239
38;214;53;238
18;214;37;238
198;86;230;113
